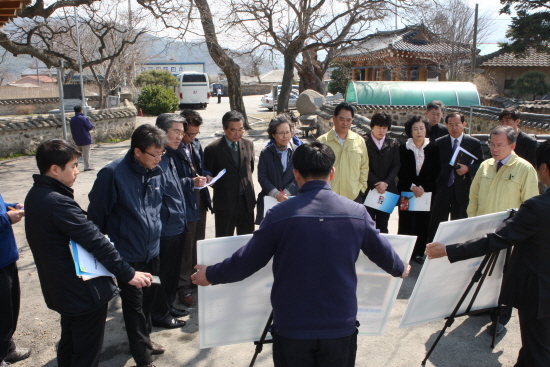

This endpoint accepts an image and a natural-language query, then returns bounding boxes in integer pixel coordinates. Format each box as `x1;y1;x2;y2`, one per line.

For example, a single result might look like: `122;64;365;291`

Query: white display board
399;211;510;328
198;234;415;348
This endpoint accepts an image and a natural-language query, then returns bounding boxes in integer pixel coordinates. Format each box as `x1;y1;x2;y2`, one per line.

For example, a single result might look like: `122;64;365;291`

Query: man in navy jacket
25;139;152;367
192;142;410;367
69;105;95;171
0;193;28;366
151;114;189;328
88;125;168;367
175;110;211;307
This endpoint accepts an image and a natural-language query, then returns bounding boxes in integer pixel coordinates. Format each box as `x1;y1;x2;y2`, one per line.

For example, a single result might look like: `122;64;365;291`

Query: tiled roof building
479;48;550;94
337;24;471;82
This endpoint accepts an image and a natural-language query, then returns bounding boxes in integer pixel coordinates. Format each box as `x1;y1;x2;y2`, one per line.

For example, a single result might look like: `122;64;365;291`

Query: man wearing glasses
175;110;212;308
466;125;538;337
204;111;256;237
88;124;169;367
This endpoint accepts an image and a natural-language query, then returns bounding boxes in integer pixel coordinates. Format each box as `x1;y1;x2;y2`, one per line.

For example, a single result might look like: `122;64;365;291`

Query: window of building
504;79;514;89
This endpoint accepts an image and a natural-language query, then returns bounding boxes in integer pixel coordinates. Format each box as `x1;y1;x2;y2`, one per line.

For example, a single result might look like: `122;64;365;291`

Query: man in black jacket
88;125;168;367
499;107;538;167
25;140;152;367
175;110;212;307
428;112;483;245
426;100;448;142
364;112;400;233
426;141;550;367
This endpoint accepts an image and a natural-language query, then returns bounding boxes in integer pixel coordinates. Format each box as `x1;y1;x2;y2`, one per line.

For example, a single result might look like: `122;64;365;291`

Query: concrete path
1;95;520;366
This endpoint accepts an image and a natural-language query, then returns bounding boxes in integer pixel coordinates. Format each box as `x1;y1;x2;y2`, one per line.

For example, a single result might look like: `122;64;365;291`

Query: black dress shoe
170;307;189;318
151;341;165;355
152;318;186;329
414;255;425;264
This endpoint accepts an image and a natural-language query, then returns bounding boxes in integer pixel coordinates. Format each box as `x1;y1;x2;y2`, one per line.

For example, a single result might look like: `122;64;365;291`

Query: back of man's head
156;113;186;132
536;140;550;171
293;142;335;180
36;139;81;175
74;106;82;113
130;124;167;152
180;109;203;127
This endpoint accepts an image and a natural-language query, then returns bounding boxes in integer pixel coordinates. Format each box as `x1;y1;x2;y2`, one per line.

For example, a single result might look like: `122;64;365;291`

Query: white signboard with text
399;211;510;328
198;234;415;348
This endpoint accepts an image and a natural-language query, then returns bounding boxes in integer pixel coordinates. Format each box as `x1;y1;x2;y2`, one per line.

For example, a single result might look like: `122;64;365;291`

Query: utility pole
74;5;87;116
472;3;478;82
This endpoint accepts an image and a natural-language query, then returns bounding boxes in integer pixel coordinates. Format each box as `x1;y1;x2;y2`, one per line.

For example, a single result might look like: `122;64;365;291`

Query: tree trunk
193;0;249;129
277;52;298;114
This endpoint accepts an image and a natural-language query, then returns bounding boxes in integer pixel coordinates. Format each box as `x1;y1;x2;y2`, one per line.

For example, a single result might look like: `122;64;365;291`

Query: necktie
231;142;237;151
496;161;503;172
447;139;459;187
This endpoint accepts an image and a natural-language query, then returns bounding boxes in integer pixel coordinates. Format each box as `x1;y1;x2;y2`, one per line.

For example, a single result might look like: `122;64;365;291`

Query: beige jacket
317;129;369;200
467;152;539;217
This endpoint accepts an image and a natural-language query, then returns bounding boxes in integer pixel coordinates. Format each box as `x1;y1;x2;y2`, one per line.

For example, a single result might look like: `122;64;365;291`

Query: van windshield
182;74;207;83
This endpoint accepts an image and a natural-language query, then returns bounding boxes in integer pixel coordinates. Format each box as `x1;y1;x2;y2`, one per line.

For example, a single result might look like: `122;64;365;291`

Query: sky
464;0;512;43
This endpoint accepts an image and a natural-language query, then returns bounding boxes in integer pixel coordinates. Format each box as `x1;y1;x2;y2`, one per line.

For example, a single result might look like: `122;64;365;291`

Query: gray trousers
77;145;92;170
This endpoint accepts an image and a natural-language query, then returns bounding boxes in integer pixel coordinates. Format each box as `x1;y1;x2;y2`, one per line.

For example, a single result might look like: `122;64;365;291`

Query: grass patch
0;152;33;161
104;138;121;143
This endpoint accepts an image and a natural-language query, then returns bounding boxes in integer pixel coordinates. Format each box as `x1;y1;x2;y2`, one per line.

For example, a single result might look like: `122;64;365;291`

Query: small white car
261;89;299;110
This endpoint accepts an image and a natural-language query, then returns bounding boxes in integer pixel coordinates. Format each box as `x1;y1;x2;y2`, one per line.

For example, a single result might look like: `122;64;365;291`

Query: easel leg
250;311;274;367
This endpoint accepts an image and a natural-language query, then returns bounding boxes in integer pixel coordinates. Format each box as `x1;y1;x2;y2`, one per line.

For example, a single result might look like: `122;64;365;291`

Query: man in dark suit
428;112;483;243
426;100;448;142
426;140;550;367
499;107;538;167
204;111;255;237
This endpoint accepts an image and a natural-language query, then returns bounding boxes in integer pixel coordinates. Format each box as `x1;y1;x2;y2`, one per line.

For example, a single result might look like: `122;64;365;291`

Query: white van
176;72;210;109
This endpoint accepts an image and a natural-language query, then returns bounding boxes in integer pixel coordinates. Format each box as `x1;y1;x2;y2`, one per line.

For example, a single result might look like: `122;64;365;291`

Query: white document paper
198;234;415;348
364;189;400;214
263;196;278;217
399;192;432;211
194;168;226;189
399;211;510;328
263;196;294;217
70;240;114;280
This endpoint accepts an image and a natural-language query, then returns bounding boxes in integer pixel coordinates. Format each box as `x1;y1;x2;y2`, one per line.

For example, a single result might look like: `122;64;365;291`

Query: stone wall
0;96;102;116
0;100;137;158
241;84;273;96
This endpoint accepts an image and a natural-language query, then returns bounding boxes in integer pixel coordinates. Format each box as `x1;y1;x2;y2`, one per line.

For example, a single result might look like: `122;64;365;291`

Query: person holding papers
255;114;299;224
0;193;29;366
426;140;550;367
192;142;409;367
364;112;400;233
24;140;153;367
151;114;189;328
397;116;439;264
428;112;483;243
174;110;212;308
88;125;171;367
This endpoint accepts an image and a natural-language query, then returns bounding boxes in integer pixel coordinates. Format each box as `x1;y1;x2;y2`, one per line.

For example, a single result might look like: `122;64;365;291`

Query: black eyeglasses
143;150;166;159
186;132;200;138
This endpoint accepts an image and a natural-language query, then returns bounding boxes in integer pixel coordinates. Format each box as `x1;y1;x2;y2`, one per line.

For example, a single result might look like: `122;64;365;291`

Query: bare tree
192;0;249;128
407;0;495;80
229;0;423;112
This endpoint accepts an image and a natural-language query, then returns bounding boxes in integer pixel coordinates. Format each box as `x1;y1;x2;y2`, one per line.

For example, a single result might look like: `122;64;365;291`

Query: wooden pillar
406;67;411;81
439;68;447;81
392;68;400;81
419;67;428;81
352;68;357;81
